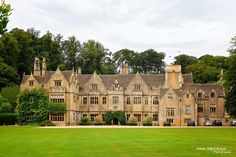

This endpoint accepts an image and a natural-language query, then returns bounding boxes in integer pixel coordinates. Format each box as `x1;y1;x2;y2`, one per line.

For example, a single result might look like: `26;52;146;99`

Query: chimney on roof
34;57;40;76
120;63;129;75
41;57;47;76
78;67;81;74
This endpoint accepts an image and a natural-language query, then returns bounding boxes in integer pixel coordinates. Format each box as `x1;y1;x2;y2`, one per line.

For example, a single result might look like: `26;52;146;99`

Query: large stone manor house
20;57;225;126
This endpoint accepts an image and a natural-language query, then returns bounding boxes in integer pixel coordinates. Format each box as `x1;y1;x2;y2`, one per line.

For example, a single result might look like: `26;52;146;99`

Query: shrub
127;116;137;126
105;111;113;125
80;116;90;125
0;95;12;113
94;116;104;125
40;120;55;126
143;115;153;126
0;113;17;125
113;111;126;125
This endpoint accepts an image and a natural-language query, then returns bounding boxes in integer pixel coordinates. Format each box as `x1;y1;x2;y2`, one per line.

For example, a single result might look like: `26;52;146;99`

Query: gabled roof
182;83;224;96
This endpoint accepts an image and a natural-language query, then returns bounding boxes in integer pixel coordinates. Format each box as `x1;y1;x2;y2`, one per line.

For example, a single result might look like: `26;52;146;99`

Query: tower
164;65;183;89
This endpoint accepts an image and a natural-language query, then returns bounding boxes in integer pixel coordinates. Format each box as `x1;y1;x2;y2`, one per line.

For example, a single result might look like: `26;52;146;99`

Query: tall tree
139;49;165;74
225;36;236;116
79;40;108;74
63;36;80;70
0;0;12;35
0;62;20;89
173;54;197;73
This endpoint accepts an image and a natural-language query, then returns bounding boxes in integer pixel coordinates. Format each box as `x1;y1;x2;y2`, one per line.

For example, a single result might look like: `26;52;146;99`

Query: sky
6;0;236;63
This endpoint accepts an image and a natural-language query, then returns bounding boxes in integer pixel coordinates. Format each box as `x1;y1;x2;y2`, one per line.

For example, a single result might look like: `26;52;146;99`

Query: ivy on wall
16;89;49;122
48;102;66;114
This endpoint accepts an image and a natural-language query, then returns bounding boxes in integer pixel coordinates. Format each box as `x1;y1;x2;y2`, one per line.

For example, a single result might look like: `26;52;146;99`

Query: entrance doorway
113;118;119;125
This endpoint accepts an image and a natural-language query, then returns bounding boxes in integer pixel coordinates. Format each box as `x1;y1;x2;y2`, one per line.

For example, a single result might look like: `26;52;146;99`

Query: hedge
0;113;17;125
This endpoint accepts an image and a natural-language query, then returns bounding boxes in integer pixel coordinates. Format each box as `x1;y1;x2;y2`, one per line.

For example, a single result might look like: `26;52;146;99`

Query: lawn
0;127;235;157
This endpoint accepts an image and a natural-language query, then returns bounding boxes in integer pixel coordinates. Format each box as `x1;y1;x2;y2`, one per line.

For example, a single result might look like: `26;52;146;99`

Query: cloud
7;0;236;63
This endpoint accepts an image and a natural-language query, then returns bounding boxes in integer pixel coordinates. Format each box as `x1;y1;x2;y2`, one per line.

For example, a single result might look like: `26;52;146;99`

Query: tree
79;40;108;74
113;49;136;69
0;94;12;113
63;36;81;70
0;62;20;89
224;55;236;116
139;49;165;74
16;89;49;122
173;54;197;73
1;85;20;111
0;0;12;35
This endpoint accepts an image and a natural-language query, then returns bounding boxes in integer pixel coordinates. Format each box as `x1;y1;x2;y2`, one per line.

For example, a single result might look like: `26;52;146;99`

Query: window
186;93;190;99
82;97;87;104
29;80;34;86
126;114;130;121
134;97;141;104
134;114;141;122
211;92;215;98
55;80;61;87
49;113;64;121
185;106;191;114
166;108;175;116
90;97;98;104
133;84;141;92
29;96;34;103
198;92;203;98
112;96;119;104
91;84;98;91
198;104;203;112
184;118;191;123
90;114;98;122
144;114;148;117
210;104;216;113
153;114;158;121
167;95;173;99
126;97;130;104
50;98;64;103
167;119;173;123
144;97;149;105
102;97;107;104
82;114;87;117
153;97;159;105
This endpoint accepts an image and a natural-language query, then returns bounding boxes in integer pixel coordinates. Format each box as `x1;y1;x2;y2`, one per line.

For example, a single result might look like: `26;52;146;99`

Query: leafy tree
224;55;236;116
0;62;20;89
173;54;197;73
0;94;12;112
1;85;19;111
79;40;108;74
186;63;219;83
63;36;81;70
113;49;136;70
0;0;12;35
139;49;165;74
16;89;49;122
228;36;236;55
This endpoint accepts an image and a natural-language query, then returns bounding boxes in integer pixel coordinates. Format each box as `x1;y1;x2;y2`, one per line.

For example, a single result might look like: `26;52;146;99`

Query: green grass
0;127;235;157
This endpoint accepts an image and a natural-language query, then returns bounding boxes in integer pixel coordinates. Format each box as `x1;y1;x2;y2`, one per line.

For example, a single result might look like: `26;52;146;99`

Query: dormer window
55;80;61;87
134;84;141;92
29;80;34;86
91;84;98;91
210;92;215;98
186;93;190;99
198;92;203;98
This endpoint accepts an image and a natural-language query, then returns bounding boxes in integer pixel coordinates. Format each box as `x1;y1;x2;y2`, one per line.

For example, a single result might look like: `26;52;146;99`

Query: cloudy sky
7;0;236;63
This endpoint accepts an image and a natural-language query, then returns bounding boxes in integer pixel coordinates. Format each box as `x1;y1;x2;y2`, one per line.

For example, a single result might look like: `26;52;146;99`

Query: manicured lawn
0;126;235;157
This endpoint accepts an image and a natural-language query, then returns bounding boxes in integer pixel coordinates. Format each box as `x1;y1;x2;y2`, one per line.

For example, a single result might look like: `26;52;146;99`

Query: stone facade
20;58;226;126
